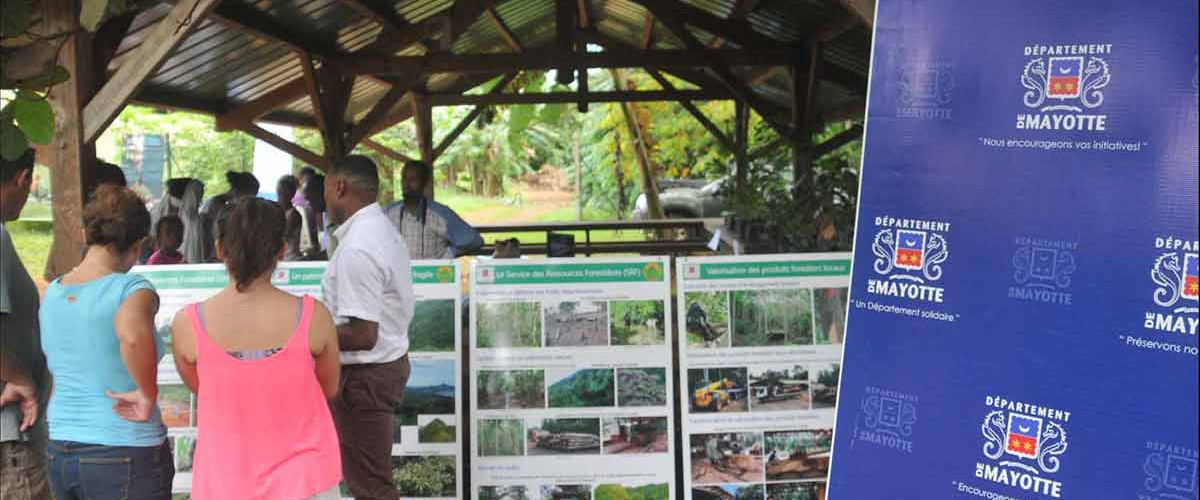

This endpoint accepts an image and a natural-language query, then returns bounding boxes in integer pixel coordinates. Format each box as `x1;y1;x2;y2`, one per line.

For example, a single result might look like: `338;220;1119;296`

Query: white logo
1016;43;1113;132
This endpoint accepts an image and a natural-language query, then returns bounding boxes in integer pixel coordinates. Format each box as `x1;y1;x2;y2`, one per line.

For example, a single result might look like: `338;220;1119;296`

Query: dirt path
460;188;575;224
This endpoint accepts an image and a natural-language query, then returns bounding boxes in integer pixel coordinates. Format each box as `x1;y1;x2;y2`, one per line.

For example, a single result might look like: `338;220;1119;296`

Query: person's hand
0;382;39;431
106;389;156;422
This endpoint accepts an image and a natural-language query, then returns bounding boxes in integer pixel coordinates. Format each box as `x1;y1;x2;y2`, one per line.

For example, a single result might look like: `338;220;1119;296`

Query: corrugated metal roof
119;0;870;130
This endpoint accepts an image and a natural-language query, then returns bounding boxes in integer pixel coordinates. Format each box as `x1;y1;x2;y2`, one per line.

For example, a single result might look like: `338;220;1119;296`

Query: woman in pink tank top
170;197;342;500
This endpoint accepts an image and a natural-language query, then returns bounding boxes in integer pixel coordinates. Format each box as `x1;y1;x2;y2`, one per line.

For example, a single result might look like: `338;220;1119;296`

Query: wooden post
43;0;95;281
413;92;435;199
573;131;582;221
734;101;749;199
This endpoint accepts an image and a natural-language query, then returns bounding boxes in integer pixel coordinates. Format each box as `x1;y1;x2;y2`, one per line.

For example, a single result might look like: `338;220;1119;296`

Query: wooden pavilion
30;0;873;276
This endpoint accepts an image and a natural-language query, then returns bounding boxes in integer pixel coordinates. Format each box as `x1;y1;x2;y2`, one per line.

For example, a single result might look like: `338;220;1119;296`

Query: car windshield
700;178;726;194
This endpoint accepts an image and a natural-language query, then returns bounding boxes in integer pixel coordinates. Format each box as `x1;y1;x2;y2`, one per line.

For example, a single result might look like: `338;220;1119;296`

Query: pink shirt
186;295;341;500
147;249;184;265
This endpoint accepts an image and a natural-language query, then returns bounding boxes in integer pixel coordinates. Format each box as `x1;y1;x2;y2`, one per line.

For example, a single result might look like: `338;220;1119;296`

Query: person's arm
107;288;161;422
170;311;199;394
431;203;484;256
309;301;341;398
328;248;386;352
0;353;37;432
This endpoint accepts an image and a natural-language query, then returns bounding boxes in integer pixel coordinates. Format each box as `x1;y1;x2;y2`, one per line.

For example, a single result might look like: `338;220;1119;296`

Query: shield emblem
1182;253;1198;301
1005;413;1043;459
894;229;927;271
1048;57;1083;99
1163;454;1198;492
879;397;902;427
1030;247;1058;281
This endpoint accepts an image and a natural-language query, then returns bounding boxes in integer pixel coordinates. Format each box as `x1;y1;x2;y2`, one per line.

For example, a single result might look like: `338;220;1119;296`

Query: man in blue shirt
385;160;483;259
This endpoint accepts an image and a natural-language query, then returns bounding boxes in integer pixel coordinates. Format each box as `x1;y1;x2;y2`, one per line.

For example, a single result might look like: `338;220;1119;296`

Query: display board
827;1;1199;499
469;257;675;500
135;261;463;499
675;254;852;500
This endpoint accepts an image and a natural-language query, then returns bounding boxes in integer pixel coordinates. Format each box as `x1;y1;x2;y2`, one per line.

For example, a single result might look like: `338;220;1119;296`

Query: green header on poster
480;261;665;284
137;269;229;289
412;265;457;284
685;259;851;280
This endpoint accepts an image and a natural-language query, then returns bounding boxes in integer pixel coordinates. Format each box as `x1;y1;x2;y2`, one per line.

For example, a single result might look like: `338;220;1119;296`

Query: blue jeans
47;440;174;500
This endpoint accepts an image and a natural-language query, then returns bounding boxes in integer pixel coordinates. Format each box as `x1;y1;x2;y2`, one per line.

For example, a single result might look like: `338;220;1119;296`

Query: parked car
632;178;727;219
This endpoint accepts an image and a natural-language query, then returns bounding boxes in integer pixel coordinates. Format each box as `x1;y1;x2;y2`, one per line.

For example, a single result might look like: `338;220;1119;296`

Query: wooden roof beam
361;138;415;163
333;0;410;38
626;0;786;55
83;0;221;143
709;0;762;48
365;72;504;136
647;70;733;153
240;123;332;170
836;0;875;27
812;123;863;158
429;89;728;106
334;48;793;75
640;11;654;49
486;8;522;52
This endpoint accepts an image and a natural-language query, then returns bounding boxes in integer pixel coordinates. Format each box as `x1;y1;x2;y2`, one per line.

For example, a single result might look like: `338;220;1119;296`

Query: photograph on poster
732;289;814;347
617;368;667;407
809;363;840;409
812;288;848;345
765;481;825;500
685;292;731;348
547;368;615;408
602;416;669;454
764;430;832;480
687;368;748;413
478;370;546;410
541;484;593;500
691;484;764;500
408;299;456;352
544;300;609;347
478;419;525;457
393;455;457;497
477;301;543;348
748;365;810;412
479;485;530;500
688;432;764;484
159;385;194;428
609;300;666;346
526;418;602;455
174;434;195;473
394;359;456;435
594;483;669;500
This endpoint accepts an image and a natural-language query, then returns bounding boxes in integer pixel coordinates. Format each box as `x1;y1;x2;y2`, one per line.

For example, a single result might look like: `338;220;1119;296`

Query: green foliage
408;299;455;352
595;483;669;500
617;368;667;407
548;369;614;408
476;301;541;348
684;291;729;346
418;418;456;443
393;455;456;496
609;300;666;346
101;106;256;195
477;370;544;410
732;485;765;500
11;91;53;143
539;418;599;436
478;419;524;457
817;363;841;388
1;0;32;37
732;289;814;347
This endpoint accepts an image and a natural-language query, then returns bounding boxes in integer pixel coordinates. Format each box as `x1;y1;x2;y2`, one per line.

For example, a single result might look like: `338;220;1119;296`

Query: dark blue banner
828;1;1198;499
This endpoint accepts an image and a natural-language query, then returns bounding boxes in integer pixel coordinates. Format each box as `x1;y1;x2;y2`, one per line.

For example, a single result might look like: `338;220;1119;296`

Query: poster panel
469;257;675;500
675;254;852;500
134;260;463;499
827;1;1198;500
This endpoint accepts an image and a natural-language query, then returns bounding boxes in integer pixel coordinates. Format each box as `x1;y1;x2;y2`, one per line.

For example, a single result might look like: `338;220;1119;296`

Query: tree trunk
573;131;583;221
611;69;664;220
614;129;626;220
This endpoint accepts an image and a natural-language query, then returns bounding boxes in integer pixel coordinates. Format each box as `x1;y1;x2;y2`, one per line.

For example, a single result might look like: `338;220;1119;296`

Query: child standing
147;215;185;265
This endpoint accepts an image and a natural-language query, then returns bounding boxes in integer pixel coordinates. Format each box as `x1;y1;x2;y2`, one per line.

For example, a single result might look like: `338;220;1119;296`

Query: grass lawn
6;222;52;286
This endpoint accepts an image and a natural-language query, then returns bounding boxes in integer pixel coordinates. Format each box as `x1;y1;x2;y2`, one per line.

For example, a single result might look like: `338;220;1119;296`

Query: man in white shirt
321;155;415;500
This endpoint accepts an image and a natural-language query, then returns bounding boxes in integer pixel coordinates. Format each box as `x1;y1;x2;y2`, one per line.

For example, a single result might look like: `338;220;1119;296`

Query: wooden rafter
344;78;416;153
555;0;577;85
708;0;762;48
626;0;785;56
365;73;503;136
362;138;415;163
647;71;733;152
486;8;522;52
812;124;863;158
241;123;331;169
433;72;517;158
334;48;792;75
334;0;409;37
429;88;727;106
836;0;875;27
640;11;655;49
83;0;221;143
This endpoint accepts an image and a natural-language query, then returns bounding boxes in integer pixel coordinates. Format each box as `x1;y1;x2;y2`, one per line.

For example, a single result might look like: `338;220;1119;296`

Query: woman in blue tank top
39;185;173;500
